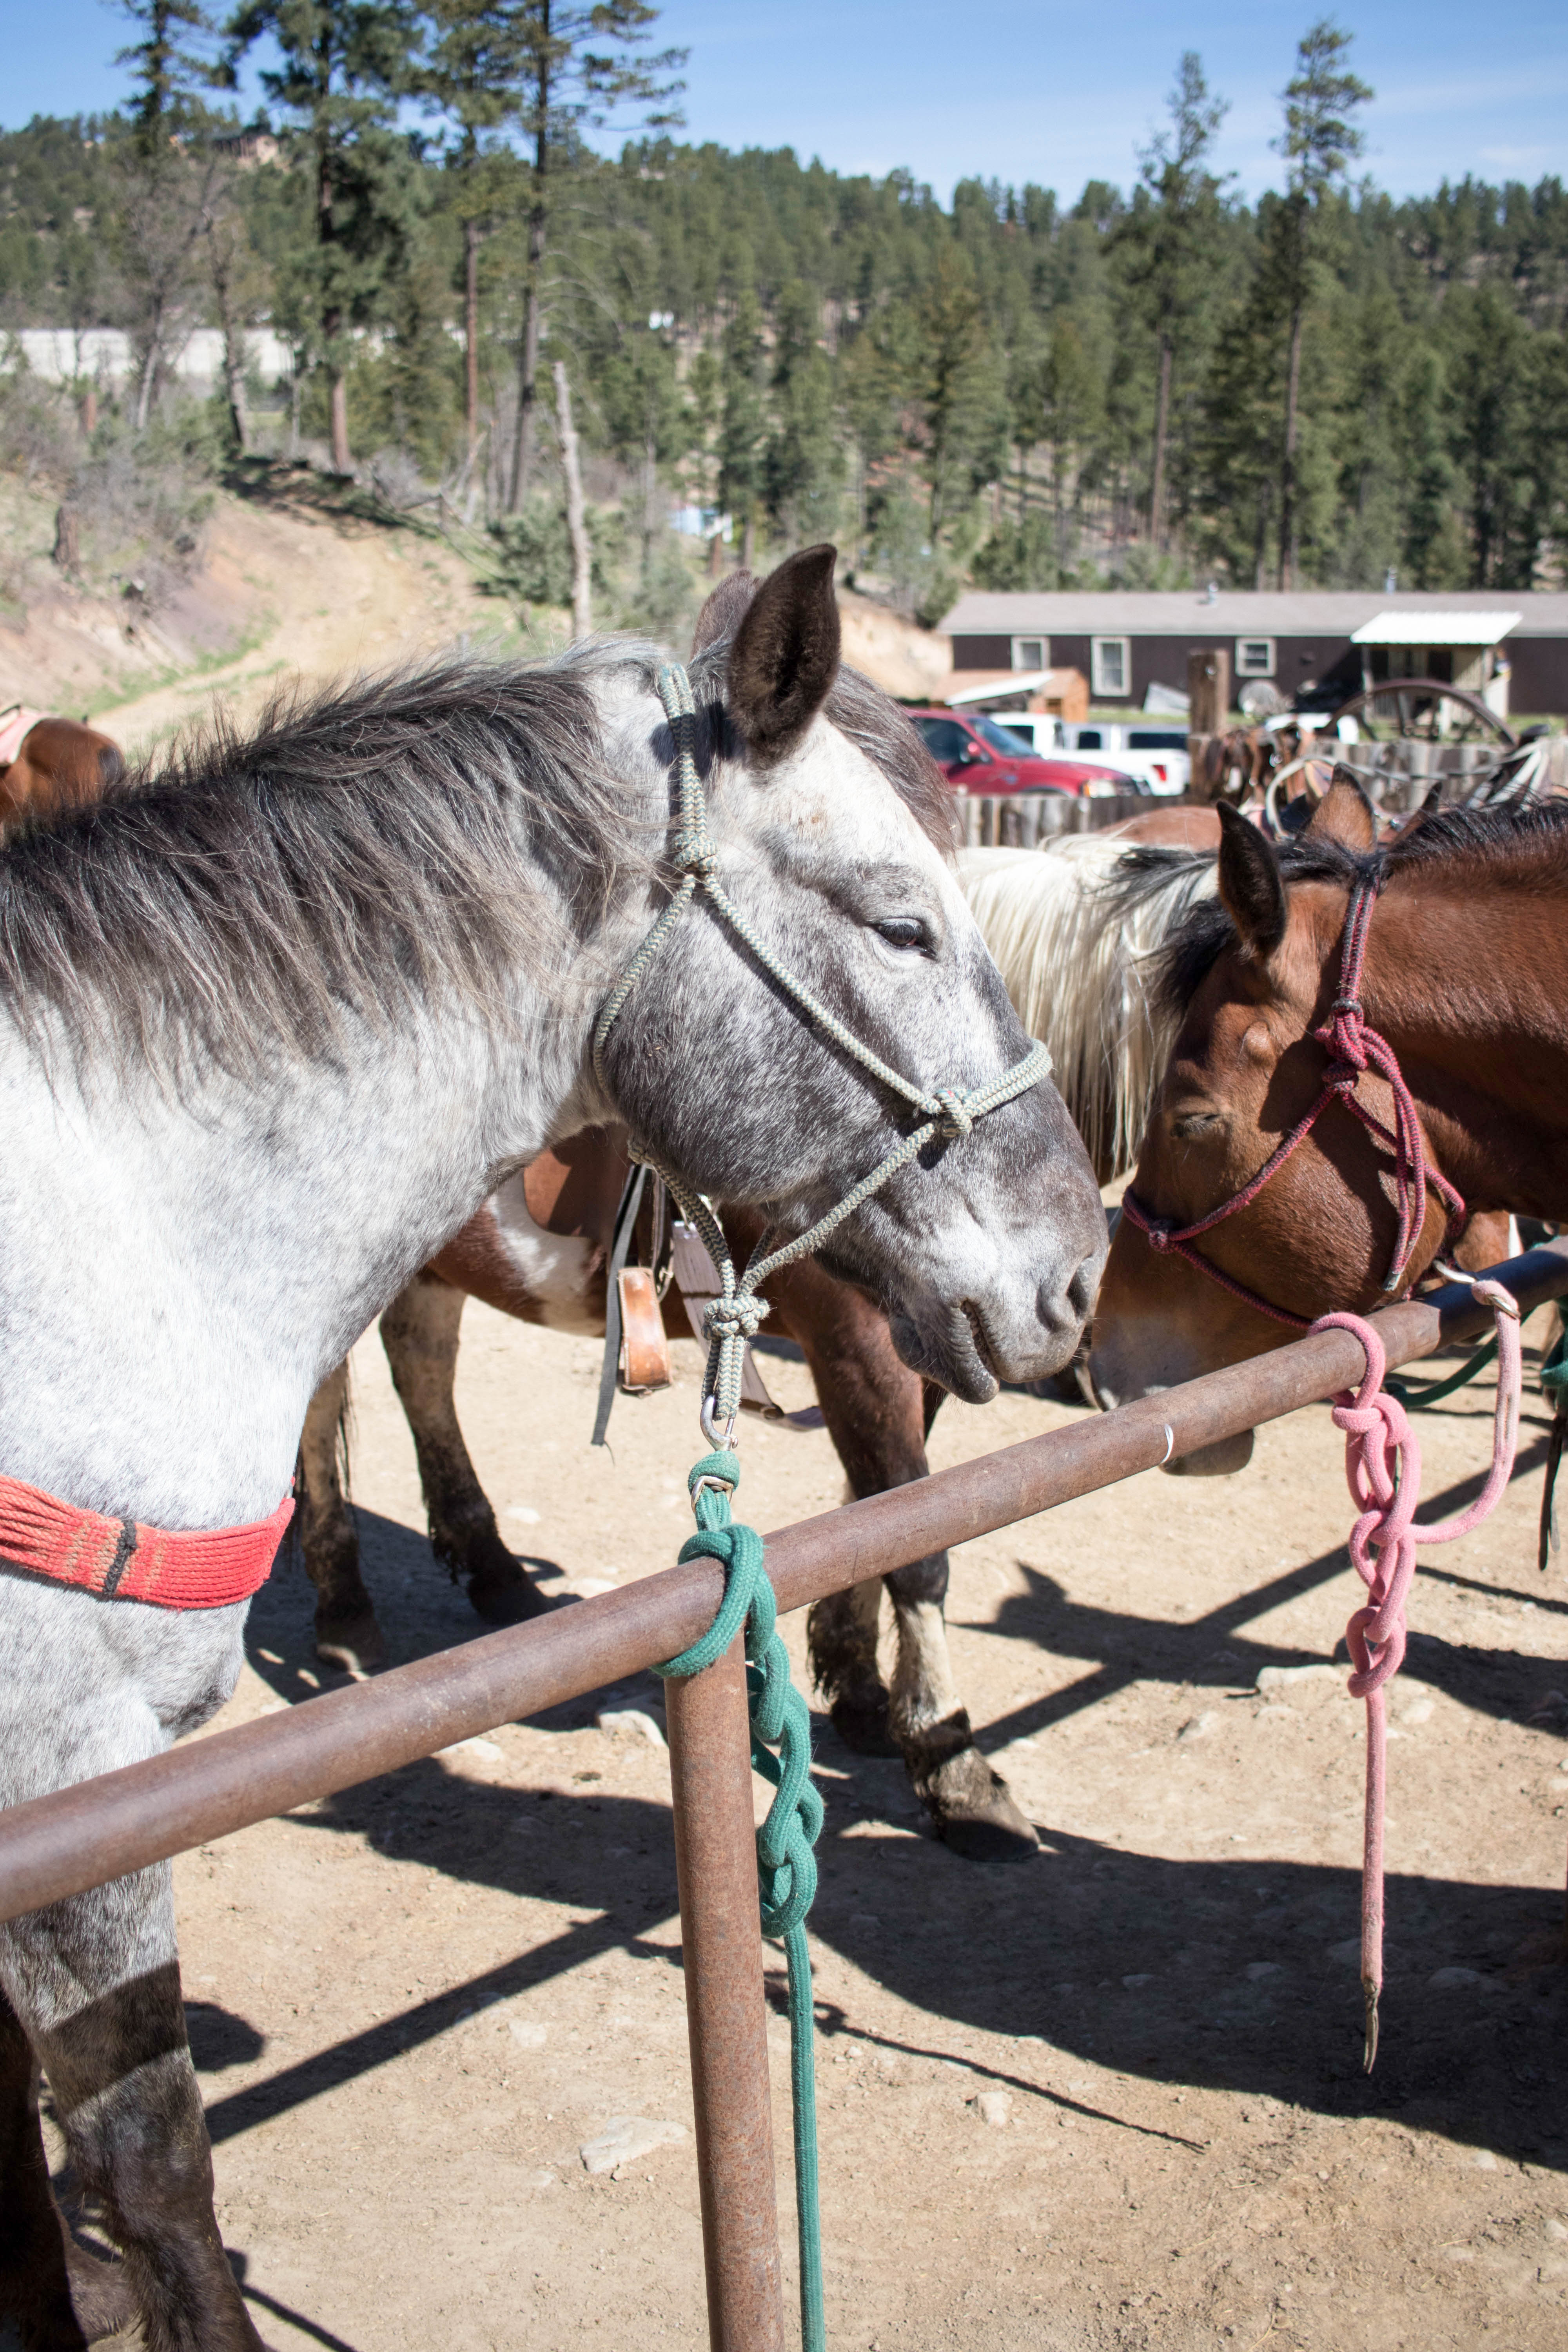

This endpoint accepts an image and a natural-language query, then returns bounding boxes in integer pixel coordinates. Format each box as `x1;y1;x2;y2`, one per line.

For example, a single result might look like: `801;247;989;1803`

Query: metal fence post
664;1633;788;2352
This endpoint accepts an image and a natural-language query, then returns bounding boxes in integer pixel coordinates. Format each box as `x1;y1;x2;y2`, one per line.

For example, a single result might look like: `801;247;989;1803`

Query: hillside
0;471;946;759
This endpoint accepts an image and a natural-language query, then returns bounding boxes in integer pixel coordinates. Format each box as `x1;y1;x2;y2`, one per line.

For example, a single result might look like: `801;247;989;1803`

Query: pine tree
503;2;684;511
419;0;524;472
1118;52;1230;548
224;0;423;474
1274;18;1372;586
112;0;219;150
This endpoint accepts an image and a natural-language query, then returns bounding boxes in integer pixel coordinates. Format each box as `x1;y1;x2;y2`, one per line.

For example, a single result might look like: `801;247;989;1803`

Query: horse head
592;546;1106;1400
1089;779;1459;1470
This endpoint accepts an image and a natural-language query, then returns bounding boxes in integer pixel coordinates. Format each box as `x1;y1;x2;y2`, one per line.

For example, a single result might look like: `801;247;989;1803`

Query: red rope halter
1120;879;1467;1327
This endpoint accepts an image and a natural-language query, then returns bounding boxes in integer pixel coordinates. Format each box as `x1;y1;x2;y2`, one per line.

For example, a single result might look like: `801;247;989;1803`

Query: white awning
947;670;1058;704
1350;610;1521;645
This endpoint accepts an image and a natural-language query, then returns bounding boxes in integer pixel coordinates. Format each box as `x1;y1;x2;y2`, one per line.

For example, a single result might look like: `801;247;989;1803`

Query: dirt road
58;1300;1567;2352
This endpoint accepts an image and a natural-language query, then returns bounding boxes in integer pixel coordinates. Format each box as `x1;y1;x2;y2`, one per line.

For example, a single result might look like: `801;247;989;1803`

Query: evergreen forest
2;3;1566;636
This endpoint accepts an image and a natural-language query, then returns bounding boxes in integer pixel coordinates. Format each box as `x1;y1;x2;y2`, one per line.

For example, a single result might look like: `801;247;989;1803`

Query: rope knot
931;1086;974;1140
673;828;719;878
703;1293;768;1346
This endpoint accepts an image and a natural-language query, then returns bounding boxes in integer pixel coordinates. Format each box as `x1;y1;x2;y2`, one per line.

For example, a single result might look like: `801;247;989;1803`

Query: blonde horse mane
960;838;1217;1182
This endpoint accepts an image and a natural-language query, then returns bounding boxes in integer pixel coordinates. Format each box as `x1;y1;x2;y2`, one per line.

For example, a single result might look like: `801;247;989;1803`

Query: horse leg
0;1981;138;2349
3;1887;265;2352
807;1574;896;1756
761;1246;1035;1860
297;1361;387;1675
378;1273;548;1624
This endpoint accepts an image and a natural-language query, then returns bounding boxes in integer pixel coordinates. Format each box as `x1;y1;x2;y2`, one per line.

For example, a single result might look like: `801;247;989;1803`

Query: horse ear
1303;769;1377;853
726;544;841;759
1217;802;1288;960
690;568;757;655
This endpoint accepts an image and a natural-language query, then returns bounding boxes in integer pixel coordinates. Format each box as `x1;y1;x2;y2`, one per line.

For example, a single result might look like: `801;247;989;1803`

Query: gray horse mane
0;635;949;1083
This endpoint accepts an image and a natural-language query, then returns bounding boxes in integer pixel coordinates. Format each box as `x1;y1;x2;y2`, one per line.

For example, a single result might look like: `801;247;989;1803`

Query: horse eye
872;916;929;953
1172;1109;1222;1140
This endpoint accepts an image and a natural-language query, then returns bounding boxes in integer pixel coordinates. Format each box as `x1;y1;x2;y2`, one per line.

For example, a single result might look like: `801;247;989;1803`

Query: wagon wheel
1328;679;1517;751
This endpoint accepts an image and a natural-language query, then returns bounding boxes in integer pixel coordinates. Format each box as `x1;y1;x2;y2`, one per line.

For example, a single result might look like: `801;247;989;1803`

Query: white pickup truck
997;716;1191;795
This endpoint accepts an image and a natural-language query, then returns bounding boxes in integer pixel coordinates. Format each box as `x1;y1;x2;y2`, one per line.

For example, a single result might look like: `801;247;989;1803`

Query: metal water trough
4;1241;1566;2350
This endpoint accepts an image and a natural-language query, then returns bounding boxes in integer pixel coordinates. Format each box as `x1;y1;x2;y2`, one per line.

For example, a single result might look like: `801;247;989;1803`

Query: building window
1236;637;1276;678
1012;636;1047;671
1091;636;1129;697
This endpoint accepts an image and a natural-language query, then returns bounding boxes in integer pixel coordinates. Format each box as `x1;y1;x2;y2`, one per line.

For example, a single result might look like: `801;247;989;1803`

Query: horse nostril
1068;1252;1100;1321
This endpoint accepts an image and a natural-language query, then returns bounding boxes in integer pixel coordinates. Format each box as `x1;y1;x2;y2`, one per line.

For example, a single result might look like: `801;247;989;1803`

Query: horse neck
1357;864;1568;1218
0;981;600;1532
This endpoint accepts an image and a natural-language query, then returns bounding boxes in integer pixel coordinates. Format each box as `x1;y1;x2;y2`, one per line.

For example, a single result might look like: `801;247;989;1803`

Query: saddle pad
0;1474;294;1608
0;706;44;771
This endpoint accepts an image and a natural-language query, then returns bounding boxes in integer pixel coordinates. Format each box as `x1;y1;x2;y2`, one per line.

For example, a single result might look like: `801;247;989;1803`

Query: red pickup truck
909;707;1143;797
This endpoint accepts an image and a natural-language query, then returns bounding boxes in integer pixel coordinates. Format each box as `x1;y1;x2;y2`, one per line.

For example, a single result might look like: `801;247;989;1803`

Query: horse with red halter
1089;781;1568;1466
0;704;124;830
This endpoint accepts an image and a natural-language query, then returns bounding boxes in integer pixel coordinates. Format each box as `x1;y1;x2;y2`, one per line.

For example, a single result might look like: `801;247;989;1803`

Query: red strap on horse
0;1474;293;1609
1121;880;1467;1325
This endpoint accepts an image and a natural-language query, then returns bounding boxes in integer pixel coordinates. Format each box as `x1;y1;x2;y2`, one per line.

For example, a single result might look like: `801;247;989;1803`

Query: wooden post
664;1638;788;2352
1187;647;1232;803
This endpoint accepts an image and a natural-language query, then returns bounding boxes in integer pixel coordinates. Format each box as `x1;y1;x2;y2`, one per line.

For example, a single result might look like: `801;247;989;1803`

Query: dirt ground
42;1293;1563;2352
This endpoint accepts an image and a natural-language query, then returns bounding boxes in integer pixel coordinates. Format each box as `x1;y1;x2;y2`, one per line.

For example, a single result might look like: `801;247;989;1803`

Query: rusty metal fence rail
4;1238;1568;2348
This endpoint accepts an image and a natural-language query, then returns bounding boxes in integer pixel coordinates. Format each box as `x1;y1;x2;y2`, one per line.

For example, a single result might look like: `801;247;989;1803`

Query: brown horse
0;704;124;829
1089;783;1567;1463
292;1136;1010;1840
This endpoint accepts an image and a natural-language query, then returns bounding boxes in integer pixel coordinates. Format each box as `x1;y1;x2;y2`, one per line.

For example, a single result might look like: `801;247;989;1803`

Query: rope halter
593;662;1053;1439
1122;878;1467;1329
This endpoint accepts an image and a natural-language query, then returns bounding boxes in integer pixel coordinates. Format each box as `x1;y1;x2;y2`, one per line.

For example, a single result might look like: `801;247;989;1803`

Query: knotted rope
654;1450;826;2352
593;662;1052;1436
1312;1278;1521;2068
1122;879;1466;1328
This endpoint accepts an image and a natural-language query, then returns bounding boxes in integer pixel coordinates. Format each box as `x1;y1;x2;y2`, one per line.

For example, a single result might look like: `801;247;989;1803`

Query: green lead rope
653;1449;826;2352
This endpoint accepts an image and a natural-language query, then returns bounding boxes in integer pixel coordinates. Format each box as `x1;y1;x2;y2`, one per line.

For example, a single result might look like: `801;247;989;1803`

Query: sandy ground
37;1297;1564;2352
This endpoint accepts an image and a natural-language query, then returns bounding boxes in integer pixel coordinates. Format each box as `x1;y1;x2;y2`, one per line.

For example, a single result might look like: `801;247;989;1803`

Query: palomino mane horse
0;703;124;830
1089;783;1567;1463
0;546;1104;2351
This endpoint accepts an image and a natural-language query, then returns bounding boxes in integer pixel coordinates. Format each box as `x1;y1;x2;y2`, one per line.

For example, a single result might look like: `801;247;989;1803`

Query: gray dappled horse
0;548;1103;2350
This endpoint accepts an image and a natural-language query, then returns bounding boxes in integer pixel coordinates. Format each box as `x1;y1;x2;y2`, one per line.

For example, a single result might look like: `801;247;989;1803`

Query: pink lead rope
1311;1281;1522;2067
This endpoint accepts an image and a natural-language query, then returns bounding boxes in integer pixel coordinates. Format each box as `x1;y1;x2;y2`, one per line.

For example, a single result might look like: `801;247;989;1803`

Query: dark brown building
936;590;1568;719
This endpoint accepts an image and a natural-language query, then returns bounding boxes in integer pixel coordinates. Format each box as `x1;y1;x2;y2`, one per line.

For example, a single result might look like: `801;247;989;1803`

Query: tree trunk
78;384;97;436
329;371;351;475
741;515;755;570
553;359;592;639
1279;294;1303;590
465;217;481;461
508;73;550;514
53;504;79;572
641;421;658;580
212;262;249;454
133;318;160;432
1149;335;1172;549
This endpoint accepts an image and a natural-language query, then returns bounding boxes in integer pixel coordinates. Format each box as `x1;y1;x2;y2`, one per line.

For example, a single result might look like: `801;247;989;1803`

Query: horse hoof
466;1565;551;1626
940;1800;1040;1864
829;1694;901;1758
314;1614;388;1676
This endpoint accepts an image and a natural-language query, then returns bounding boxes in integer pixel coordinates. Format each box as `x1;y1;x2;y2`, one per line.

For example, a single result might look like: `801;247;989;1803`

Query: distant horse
0;702;123;830
1089;782;1566;1460
0;549;1103;2350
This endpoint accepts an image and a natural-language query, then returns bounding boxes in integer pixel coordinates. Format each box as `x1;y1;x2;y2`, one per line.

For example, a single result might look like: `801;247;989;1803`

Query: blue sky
9;0;1566;202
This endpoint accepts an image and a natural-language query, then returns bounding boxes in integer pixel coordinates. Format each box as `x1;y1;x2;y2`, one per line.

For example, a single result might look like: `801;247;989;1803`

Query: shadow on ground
221;1499;1568;2184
